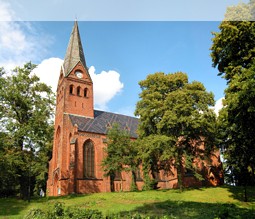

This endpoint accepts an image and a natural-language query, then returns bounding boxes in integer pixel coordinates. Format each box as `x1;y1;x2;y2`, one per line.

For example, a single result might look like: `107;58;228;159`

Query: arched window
55;126;61;167
83;140;95;178
67;133;72;170
84;88;88;97
77;86;81;96
69;85;74;94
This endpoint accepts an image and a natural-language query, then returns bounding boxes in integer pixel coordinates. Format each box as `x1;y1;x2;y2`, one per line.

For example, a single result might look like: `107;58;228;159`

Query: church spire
63;21;87;76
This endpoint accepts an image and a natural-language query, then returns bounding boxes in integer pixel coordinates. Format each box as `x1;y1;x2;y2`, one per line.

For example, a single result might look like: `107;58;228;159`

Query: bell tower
47;21;94;196
56;20;94;119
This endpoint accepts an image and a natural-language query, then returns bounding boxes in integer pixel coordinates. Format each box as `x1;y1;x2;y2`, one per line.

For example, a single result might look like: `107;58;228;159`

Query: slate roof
69;110;139;138
63;21;88;77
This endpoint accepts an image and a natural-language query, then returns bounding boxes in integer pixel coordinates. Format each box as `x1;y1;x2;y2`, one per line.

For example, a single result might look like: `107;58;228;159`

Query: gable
69;110;139;138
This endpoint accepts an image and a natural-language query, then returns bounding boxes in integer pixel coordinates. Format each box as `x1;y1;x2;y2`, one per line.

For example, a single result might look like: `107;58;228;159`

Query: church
47;21;223;196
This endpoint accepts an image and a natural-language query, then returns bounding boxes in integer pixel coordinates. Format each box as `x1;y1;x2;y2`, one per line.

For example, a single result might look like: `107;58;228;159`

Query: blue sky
0;0;244;116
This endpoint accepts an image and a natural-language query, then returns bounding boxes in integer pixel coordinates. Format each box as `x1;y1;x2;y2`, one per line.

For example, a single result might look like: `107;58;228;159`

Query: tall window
69;85;74;94
55;126;61;167
77;86;81;96
84;88;88;97
83;140;95;178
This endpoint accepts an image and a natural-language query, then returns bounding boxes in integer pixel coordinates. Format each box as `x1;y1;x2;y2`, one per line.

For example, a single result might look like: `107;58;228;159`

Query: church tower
47;21;94;196
57;20;94;119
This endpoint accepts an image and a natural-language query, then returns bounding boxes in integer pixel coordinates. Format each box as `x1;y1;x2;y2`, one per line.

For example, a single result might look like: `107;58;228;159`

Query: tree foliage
224;0;255;21
0;63;55;198
211;10;255;200
102;123;139;191
135;72;216;190
218;65;255;186
211;21;255;82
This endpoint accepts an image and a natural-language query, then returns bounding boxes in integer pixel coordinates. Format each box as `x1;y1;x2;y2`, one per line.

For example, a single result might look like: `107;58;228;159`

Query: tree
211;21;255;83
135;72;216;190
102;123;139;191
215;64;255;201
0;63;55;199
223;0;255;21
211;6;255;201
224;2;252;21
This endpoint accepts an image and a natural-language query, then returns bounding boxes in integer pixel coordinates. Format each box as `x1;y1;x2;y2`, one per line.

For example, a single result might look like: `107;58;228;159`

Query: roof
69;110;139;138
63;21;88;76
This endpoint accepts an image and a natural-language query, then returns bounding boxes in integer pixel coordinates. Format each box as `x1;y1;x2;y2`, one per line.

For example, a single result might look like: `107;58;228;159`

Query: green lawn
0;186;254;218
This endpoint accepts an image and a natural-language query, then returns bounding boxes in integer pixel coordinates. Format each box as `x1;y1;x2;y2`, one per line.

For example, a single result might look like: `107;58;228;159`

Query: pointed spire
63;21;87;76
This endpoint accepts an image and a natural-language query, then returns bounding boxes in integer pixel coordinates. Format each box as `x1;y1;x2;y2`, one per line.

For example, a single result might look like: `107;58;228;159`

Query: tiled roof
63;21;88;77
69;110;139;138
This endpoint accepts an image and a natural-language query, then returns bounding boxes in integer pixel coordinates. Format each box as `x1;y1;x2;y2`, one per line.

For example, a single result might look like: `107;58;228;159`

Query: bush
25;202;174;219
25;202;103;219
24;208;46;219
65;207;103;219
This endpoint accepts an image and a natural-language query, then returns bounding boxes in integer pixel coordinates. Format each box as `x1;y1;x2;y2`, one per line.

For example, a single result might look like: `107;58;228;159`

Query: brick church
47;21;223;196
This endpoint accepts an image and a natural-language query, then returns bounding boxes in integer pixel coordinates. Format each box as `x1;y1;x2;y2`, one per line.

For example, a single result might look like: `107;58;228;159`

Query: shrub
24;208;46;219
65;207;103;219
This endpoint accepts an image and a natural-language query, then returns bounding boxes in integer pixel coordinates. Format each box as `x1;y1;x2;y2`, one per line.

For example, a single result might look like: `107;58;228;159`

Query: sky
0;0;246;116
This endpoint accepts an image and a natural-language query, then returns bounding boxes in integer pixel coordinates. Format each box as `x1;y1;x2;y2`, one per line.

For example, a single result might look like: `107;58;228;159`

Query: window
77;86;81;96
83;140;95;178
84;88;88;97
69;85;74;94
185;168;194;177
135;169;143;181
55;126;61;166
114;171;122;181
152;171;161;181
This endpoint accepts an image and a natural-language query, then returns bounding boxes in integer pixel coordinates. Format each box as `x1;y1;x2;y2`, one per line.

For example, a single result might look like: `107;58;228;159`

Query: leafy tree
224;2;252;21
135;72;216;190
215;64;255;200
211;21;255;83
223;0;255;21
211;6;255;201
102;123;139;191
0;63;55;199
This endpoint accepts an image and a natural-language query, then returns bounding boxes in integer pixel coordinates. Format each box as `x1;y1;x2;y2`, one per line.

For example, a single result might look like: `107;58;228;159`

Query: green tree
135;72;216;190
0;63;55;199
211;11;255;201
211;21;255;83
223;0;255;21
215;64;255;200
224;2;252;21
102;123;139;191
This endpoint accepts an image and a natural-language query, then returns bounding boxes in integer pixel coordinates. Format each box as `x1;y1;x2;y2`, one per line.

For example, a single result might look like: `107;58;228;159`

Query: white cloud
0;1;51;71
214;97;224;116
33;58;63;92
89;66;124;110
0;1;15;21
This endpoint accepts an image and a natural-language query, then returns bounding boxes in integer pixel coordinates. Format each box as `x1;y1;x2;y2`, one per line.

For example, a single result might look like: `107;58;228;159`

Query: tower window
77;86;81;96
69;85;74;94
83;140;95;178
84;88;88;97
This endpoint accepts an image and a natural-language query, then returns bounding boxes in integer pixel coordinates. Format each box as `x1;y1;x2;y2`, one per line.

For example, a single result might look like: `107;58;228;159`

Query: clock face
75;71;83;78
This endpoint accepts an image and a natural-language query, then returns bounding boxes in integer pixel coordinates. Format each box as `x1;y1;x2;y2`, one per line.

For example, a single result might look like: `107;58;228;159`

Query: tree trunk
177;151;184;192
244;185;248;202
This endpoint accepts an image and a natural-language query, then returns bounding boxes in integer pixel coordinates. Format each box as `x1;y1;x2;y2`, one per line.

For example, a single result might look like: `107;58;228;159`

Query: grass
0;185;254;218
